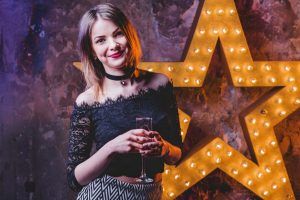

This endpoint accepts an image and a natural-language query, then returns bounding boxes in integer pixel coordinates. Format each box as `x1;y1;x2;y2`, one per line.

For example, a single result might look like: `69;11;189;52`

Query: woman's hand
106;129;154;154
140;131;170;158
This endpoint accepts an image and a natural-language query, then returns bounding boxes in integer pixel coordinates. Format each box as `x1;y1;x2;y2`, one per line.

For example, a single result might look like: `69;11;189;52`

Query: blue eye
96;38;105;44
115;31;124;37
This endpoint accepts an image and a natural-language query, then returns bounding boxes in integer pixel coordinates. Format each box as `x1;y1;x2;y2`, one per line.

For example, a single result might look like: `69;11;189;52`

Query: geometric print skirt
76;174;162;200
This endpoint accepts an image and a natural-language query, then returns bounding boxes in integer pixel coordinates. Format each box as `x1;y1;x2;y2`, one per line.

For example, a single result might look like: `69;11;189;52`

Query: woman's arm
74;128;151;186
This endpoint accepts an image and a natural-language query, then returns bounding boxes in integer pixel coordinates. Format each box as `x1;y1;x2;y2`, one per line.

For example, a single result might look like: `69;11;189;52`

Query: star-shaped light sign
74;0;297;199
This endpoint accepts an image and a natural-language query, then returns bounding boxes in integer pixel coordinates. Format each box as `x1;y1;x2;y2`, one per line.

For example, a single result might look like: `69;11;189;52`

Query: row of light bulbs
203;8;236;16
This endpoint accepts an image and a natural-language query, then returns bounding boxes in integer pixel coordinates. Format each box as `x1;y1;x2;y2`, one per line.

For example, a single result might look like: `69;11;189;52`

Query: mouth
109;50;125;59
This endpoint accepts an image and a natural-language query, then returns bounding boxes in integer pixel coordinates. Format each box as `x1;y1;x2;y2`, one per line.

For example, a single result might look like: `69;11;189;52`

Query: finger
131;129;150;136
142;141;160;150
128;135;152;143
128;141;143;150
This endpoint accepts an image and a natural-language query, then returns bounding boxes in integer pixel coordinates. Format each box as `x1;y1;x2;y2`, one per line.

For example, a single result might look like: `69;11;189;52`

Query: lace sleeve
67;104;93;192
163;81;183;149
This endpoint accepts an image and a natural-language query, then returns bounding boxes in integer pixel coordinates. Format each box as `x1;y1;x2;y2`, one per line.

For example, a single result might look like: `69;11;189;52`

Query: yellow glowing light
74;0;296;198
233;65;241;71
232;169;239;175
184;181;191;187
272;184;278;190
247;179;253;186
190;162;196;168
206;150;212;157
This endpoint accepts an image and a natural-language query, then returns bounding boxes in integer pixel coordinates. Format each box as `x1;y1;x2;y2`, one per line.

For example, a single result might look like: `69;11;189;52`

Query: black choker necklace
103;67;135;81
103;68;135;86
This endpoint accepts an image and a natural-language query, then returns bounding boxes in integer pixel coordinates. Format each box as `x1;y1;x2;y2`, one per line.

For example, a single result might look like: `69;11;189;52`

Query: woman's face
91;18;129;73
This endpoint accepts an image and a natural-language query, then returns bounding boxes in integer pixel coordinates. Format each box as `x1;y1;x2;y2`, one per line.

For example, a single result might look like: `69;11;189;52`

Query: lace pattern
67;80;182;192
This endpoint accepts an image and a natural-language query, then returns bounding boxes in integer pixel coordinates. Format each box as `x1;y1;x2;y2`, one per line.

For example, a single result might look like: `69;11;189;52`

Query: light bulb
284;65;291;71
229;47;235;53
276;98;282;104
275;159;282;165
215;143;222;149
187;65;194;71
290;86;297;92
200;169;206;176
250;118;256;124
264;121;270;128
194;48;200;53
263;190;269;196
227;151;233;157
288;77;295;82
281;177;287;183
265;64;272;71
247;65;253;71
270;140;277;147
222;27;228;34
232;169;239;175
217;9;224;15
269;77;276;83
195;79;201;85
250;78;257;84
147;68;153;72
279;111;286;116
237;77;244;83
213;28;218;34
259;148;266;155
240;47;246;53
190;162;196;168
272;184;278;190
199;28;206;35
235;29;241;34
165;169;170;174
265;166;271;173
215;157;221;164
168;192;175;197
241;161;248;168
233;65;241;71
295;99;300;105
206;151;212;157
167;66;174;72
207;47;213;53
206;9;212;15
184;181;191;187
200;65;207;71
174;174;180;180
183;118;189;123
229;9;235;15
253;130;259;137
247;179;253;186
183;78;189;83
257;172;263;179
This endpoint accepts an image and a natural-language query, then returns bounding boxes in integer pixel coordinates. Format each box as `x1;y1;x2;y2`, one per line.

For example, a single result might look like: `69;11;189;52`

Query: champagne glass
136;117;154;183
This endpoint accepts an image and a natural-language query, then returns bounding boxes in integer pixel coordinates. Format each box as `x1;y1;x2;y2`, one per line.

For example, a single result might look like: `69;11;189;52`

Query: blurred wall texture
0;0;299;199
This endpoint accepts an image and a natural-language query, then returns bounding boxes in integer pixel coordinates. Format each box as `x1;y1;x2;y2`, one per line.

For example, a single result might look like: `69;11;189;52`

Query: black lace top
67;81;182;192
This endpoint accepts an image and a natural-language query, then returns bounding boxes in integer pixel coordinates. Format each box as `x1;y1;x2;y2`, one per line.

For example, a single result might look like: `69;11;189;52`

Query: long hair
77;3;142;97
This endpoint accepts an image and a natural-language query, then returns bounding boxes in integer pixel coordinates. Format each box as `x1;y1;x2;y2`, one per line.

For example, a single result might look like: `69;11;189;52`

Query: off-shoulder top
66;80;182;192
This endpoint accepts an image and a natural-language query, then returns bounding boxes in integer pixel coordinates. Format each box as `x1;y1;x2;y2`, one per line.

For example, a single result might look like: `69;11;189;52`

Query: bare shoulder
75;86;97;106
140;70;171;90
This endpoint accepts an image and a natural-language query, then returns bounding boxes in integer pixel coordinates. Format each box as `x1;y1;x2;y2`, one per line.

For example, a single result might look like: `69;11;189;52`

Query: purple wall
0;0;299;199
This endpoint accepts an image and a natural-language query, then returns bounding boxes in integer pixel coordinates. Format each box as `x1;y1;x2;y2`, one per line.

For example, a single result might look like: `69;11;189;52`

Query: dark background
0;0;299;199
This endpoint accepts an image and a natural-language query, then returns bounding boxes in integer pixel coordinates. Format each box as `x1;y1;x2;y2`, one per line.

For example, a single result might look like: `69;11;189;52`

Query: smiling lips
109;50;124;59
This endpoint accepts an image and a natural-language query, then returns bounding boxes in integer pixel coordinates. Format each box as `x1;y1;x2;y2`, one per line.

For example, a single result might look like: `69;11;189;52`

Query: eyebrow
93;27;121;41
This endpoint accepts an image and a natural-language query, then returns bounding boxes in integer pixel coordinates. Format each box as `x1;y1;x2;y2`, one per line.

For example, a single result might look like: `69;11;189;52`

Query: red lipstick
109;51;124;59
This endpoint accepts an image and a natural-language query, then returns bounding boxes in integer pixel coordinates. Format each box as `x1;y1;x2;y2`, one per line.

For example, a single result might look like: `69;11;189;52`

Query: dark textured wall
0;0;299;199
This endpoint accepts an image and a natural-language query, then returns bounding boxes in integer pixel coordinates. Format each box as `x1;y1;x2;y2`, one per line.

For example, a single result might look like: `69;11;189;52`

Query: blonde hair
78;3;142;97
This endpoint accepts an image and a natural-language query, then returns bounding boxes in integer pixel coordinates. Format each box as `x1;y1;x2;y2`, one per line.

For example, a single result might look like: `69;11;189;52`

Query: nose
108;38;120;50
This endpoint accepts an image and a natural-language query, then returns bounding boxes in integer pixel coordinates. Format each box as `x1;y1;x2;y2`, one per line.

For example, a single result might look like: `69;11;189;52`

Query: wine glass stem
141;156;145;177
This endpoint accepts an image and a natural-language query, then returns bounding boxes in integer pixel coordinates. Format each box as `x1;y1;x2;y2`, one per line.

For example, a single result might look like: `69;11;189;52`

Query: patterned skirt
76;174;162;200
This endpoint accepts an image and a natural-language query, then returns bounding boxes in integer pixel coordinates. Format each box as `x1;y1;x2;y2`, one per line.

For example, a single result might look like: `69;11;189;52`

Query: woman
67;3;183;200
